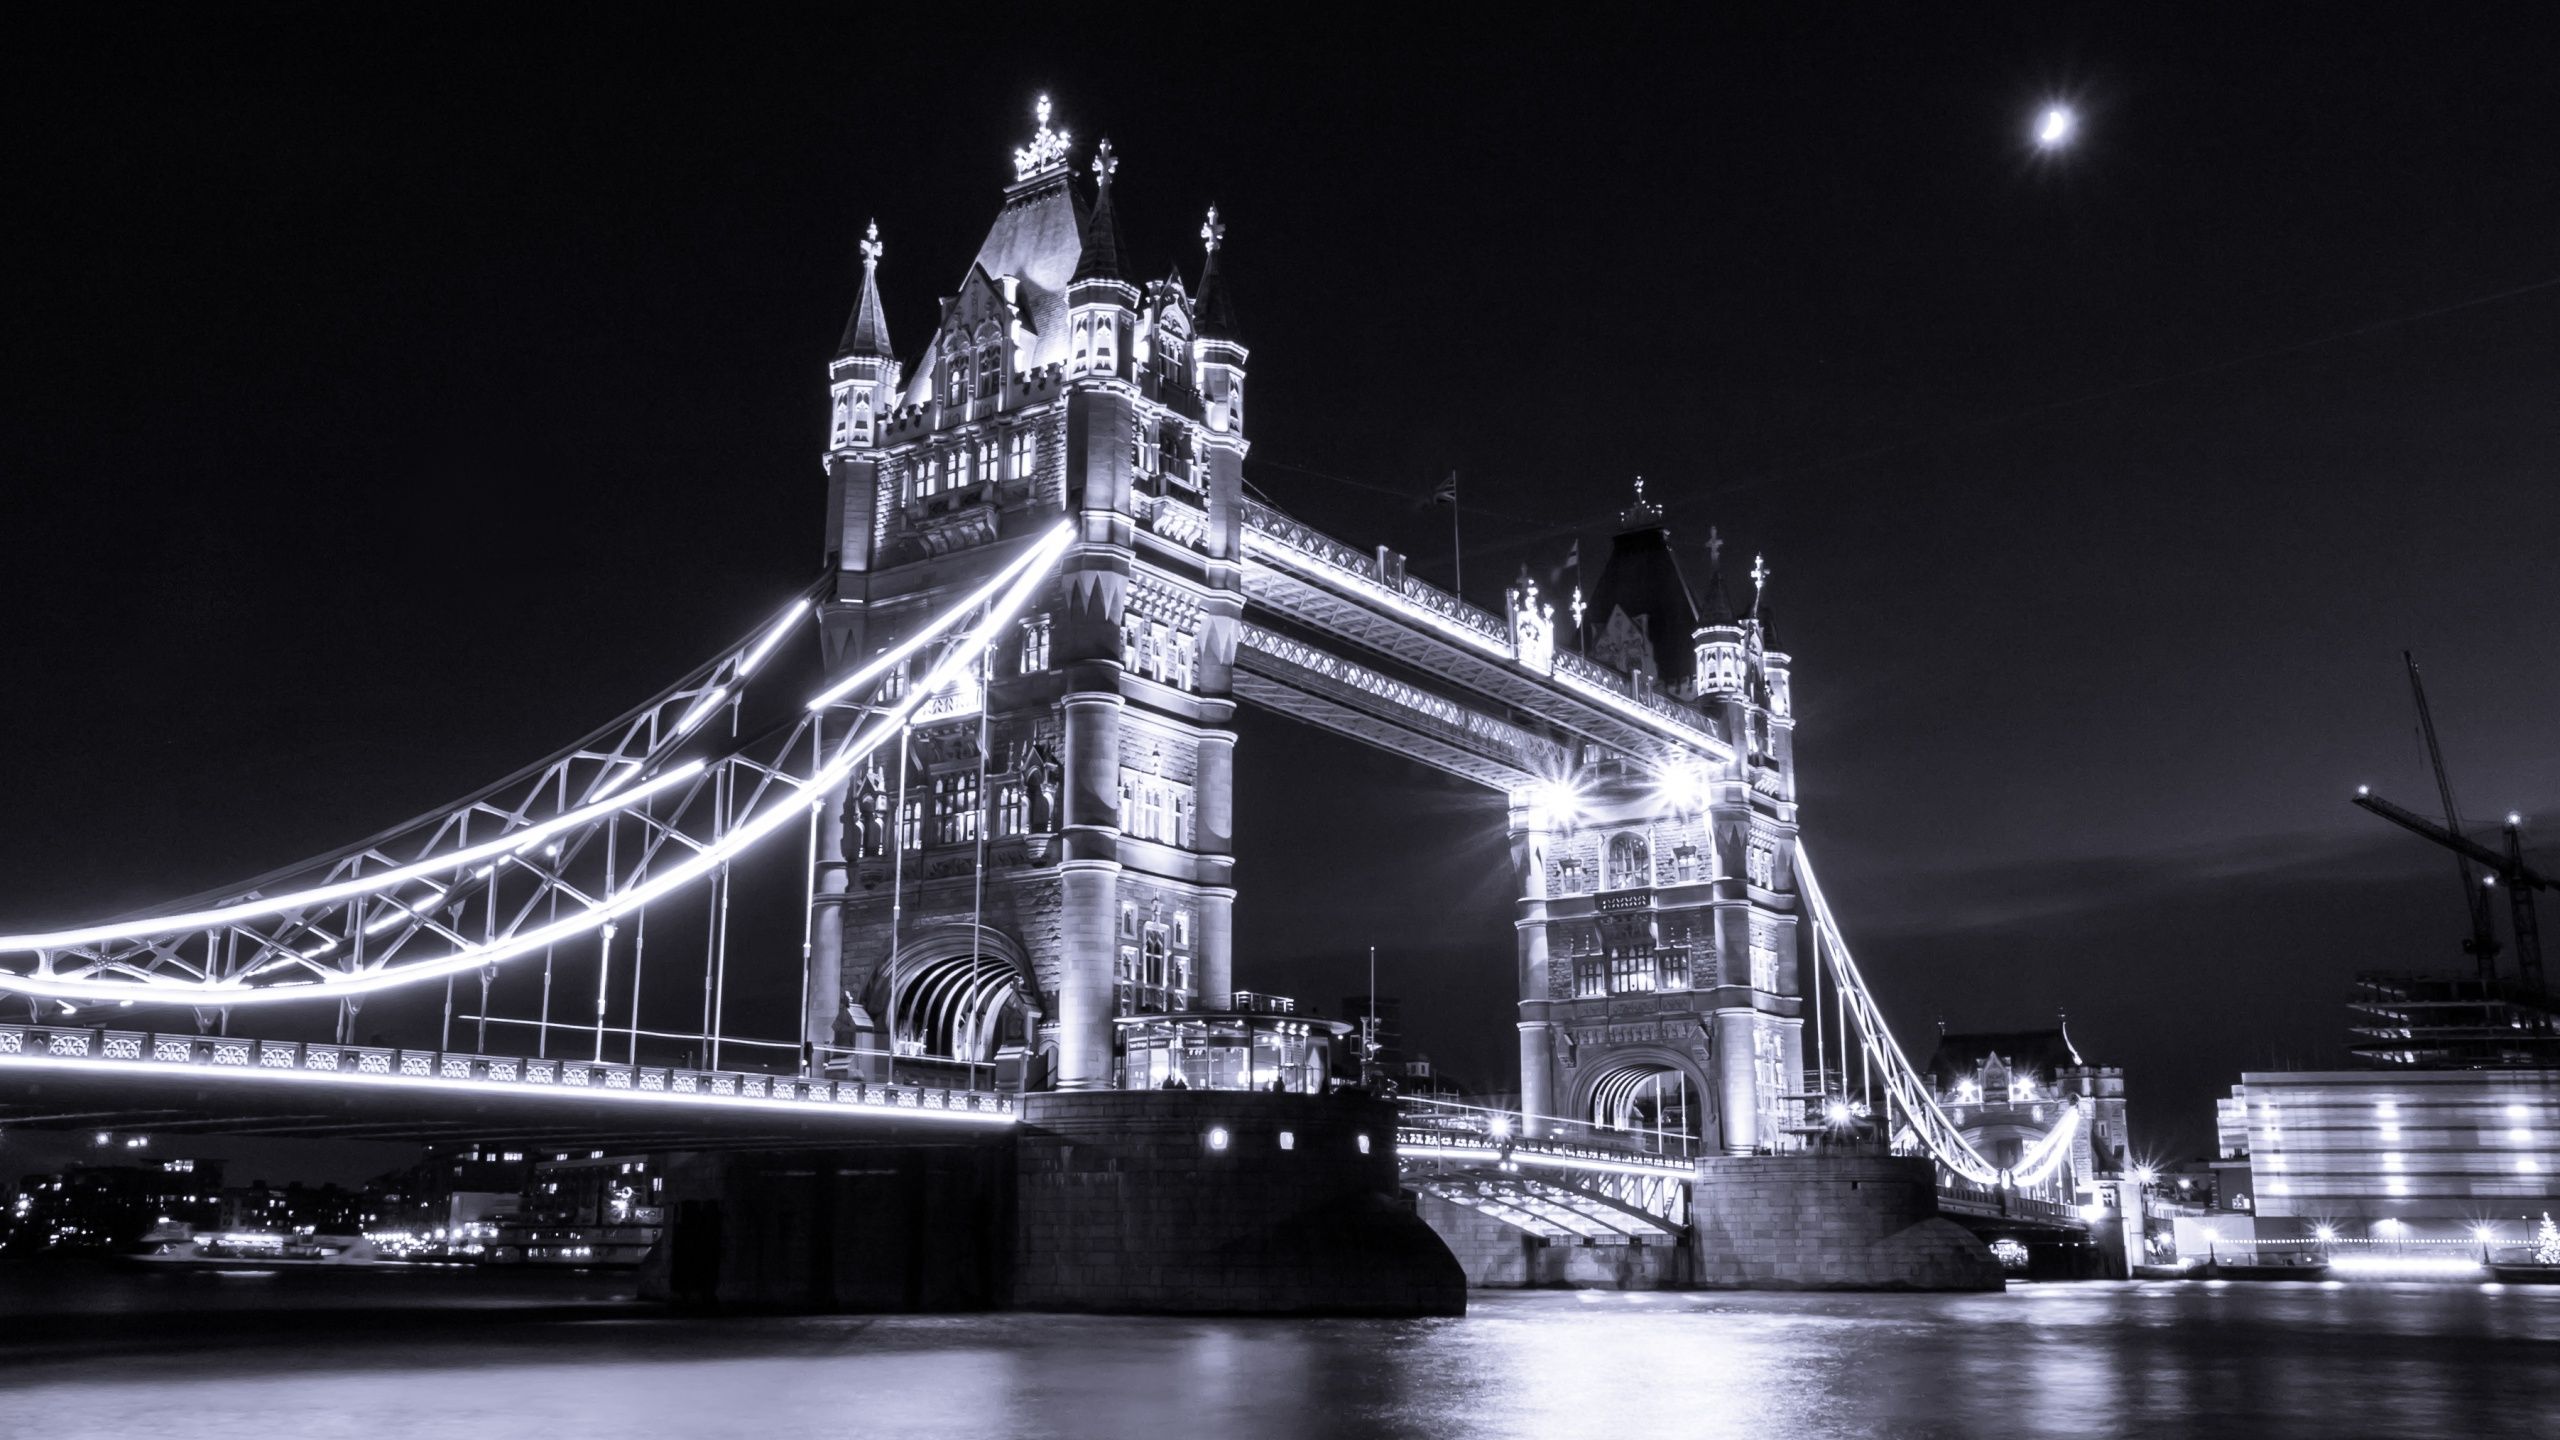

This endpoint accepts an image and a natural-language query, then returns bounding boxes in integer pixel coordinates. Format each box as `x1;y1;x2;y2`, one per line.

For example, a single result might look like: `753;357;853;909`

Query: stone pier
1687;1153;2004;1290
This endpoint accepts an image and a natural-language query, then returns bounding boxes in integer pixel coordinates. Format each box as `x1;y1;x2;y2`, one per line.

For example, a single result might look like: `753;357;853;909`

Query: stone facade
806;100;1245;1092
1687;1154;2004;1290
1012;1091;1464;1315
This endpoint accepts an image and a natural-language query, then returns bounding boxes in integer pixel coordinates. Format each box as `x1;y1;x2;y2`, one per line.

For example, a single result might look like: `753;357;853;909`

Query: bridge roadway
0;1020;2086;1239
0;1021;1010;1151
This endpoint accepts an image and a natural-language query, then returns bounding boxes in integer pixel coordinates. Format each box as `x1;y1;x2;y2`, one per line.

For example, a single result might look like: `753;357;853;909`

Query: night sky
4;5;2555;1171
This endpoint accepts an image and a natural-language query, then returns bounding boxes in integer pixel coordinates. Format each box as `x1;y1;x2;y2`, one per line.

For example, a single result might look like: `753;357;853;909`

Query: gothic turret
1691;526;1747;698
1191;207;1248;434
827;220;898;454
1066;139;1138;380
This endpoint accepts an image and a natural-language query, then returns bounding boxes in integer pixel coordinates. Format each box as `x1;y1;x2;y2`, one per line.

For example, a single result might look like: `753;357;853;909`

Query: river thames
3;1268;2556;1439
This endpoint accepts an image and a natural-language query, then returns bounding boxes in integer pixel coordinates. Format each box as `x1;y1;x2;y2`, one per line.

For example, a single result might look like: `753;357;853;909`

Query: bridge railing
1396;1095;1703;1166
0;1023;1015;1121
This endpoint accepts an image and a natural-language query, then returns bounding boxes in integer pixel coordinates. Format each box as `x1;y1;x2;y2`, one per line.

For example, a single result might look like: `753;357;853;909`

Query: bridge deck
0;1024;1012;1150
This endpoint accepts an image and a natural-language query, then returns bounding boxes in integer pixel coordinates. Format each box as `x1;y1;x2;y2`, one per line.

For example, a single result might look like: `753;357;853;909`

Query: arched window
1606;832;1650;890
944;352;967;403
976;337;1002;396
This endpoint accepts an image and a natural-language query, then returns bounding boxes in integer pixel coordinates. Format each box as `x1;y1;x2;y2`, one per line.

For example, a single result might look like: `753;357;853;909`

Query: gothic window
830;392;850;445
1608;949;1655;994
898;791;922;854
1008;428;1036;482
1173;909;1192;948
1118;770;1191;847
1092;316;1116;371
849;393;872;445
944;352;967;403
1018;614;1050;673
1134;420;1160;476
976;339;1002;396
930;772;979;847
1143;928;1168;987
1573;957;1606;999
1657;948;1690;991
1748;939;1778;992
995;779;1028;837
975;437;998;487
1071;317;1091;373
1605;832;1651;890
1121;902;1137;937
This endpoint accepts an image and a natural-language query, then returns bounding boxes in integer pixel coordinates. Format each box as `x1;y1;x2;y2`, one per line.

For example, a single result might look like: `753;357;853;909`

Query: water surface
3;1267;2555;1439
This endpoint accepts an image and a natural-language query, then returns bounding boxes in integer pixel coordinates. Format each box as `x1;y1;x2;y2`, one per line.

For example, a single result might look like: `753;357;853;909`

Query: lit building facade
1512;496;1806;1153
2227;1069;2560;1230
805;98;1251;1093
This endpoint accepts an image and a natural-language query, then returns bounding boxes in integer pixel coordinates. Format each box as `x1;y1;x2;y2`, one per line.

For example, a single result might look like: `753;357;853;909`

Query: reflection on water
2;1268;2557;1440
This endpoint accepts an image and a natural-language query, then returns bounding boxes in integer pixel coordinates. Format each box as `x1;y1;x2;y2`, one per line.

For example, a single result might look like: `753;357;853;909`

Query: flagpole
1449;471;1463;599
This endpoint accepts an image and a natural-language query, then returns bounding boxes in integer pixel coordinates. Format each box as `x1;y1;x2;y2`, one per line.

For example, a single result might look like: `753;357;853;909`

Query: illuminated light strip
0;1051;1015;1128
1241;538;1726;762
1401;1139;1691;1180
0;764;704;954
1240;535;1509;660
736;598;810;677
2003;1105;2083;1188
1796;843;2005;1186
0;524;1073;1006
671;685;730;738
806;529;1070;711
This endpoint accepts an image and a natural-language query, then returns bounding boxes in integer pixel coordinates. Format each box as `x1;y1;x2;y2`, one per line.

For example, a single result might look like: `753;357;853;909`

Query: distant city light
1205;1126;1230;1152
2035;105;2077;148
2314;1225;2339;1243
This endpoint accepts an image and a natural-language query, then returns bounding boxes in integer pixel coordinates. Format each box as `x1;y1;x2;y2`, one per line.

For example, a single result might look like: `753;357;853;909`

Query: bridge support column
1508;804;1557;1136
1194;730;1236;1010
804;775;851;1061
1712;1009;1760;1155
1055;690;1124;1090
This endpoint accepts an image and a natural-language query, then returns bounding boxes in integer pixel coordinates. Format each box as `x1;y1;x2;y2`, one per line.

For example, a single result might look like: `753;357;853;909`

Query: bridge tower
1513;492;1805;1153
807;99;1247;1091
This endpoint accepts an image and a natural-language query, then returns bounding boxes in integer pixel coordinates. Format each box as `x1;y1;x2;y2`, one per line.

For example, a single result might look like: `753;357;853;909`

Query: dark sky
3;4;2555;1171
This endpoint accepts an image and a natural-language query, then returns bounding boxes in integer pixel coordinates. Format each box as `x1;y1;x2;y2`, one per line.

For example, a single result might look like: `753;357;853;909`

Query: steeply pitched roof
1583;488;1700;685
900;169;1089;405
835;220;892;360
1071;141;1131;286
1193;206;1239;341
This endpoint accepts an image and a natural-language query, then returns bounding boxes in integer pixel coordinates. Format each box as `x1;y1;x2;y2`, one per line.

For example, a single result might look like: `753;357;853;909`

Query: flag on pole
1430;471;1458;505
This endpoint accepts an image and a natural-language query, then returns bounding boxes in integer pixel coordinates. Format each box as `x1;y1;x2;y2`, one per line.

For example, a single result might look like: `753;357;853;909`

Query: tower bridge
0;96;2122;1309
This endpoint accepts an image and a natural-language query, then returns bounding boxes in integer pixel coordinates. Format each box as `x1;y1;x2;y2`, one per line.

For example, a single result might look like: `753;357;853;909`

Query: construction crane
2351;652;2550;993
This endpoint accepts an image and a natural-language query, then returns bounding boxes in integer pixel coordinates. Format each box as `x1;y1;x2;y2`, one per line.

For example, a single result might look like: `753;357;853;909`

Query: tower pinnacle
1072;139;1132;286
835;219;892;360
1194;204;1240;340
1012;94;1072;181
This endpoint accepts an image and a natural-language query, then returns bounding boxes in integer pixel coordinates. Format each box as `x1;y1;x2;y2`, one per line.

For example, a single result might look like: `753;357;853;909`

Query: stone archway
866;924;1037;1065
1571;1045;1719;1154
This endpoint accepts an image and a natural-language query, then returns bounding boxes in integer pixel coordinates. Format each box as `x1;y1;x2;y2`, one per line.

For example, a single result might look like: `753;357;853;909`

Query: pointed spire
1750;553;1771;617
1072;139;1132;285
1193;204;1240;340
835;219;892;360
1697;525;1738;626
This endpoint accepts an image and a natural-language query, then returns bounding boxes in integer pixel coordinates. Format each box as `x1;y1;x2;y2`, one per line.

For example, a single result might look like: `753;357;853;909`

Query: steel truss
0;526;1073;1018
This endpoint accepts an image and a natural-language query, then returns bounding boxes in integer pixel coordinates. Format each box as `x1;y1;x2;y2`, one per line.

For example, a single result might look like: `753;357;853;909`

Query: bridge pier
639;1092;1464;1315
1686;1154;2004;1291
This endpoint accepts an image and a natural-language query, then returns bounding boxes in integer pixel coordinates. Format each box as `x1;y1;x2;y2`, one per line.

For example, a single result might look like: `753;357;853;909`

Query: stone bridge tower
805;99;1246;1091
1512;491;1805;1153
